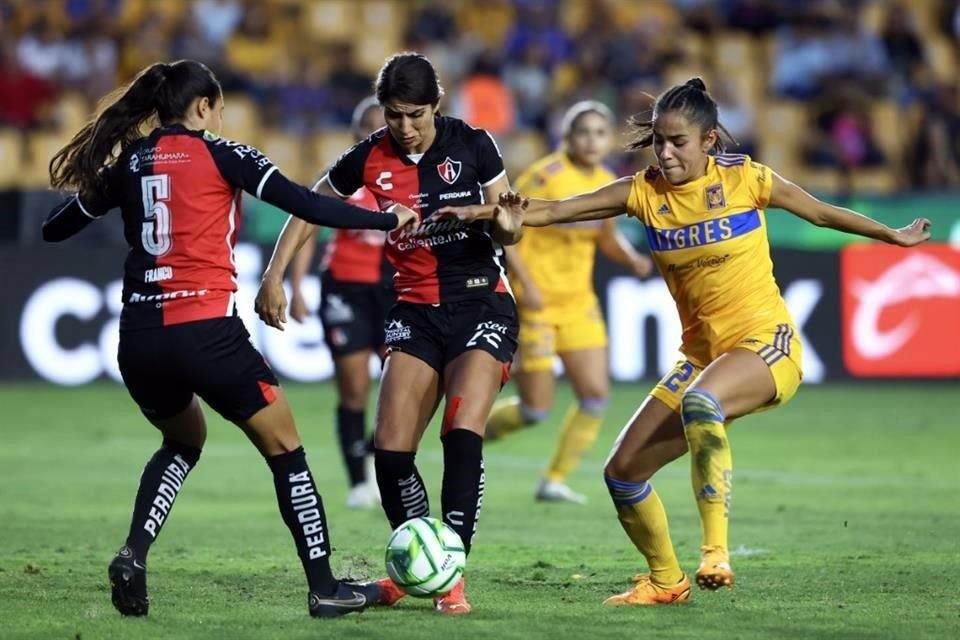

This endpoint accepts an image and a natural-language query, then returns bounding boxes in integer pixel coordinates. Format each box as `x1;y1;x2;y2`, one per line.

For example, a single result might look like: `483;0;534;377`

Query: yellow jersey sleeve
515;155;565;199
744;156;773;209
626;168;654;223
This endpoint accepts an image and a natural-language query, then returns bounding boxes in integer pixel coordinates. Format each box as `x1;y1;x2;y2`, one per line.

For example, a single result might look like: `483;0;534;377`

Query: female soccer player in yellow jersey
485;101;652;505
440;77;931;606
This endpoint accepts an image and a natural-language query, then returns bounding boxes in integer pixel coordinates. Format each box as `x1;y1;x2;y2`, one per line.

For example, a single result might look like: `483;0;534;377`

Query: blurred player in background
485;101;652;504
442;77;931;606
43;59;419;619
256;52;522;614
287;96;391;509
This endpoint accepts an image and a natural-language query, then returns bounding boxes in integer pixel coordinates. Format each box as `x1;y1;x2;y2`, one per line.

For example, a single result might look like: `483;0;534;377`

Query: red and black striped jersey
42;124;398;330
325;115;510;304
320;187;391;285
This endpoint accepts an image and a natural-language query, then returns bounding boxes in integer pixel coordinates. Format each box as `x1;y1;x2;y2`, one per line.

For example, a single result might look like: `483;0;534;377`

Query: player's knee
680;388;725;428
578;397;609;417
519;403;549;425
603;472;653;506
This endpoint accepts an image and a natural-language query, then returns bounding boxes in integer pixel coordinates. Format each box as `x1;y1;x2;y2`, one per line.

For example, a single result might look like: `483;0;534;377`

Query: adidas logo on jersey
385;319;412;343
658;203;671;215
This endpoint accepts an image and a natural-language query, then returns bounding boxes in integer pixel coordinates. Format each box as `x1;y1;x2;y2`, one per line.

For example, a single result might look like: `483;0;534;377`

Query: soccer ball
384;517;466;597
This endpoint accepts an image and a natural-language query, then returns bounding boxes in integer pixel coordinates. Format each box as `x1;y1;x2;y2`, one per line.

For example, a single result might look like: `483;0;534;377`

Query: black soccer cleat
308;580;383;618
108;545;149;616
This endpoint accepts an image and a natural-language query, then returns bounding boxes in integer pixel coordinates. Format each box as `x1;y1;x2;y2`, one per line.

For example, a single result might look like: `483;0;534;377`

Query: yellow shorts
650;326;803;416
517;299;607;373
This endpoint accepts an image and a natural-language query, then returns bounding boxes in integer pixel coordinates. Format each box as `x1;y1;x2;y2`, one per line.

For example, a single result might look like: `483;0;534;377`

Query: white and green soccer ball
384;517;466;597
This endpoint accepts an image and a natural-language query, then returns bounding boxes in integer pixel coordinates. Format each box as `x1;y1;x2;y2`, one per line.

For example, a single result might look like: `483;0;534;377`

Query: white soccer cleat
346;484;379;509
535;479;588;505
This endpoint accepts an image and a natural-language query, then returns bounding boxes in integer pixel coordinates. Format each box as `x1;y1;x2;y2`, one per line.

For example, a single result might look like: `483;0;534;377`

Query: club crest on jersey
437;157;462;185
706;183;726;210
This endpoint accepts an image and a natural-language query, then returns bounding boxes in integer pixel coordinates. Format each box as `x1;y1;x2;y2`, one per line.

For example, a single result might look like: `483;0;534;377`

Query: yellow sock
605;476;684;586
681;390;732;550
486;396;539;440
545;401;605;483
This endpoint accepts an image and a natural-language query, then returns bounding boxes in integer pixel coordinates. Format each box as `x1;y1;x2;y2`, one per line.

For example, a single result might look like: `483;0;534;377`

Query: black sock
336;406;367;487
440;430;484;556
266;447;337;595
374;448;429;529
125;439;201;561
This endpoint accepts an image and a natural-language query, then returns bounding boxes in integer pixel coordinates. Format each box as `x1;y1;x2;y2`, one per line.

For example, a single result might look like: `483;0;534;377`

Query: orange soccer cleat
434;577;471;615
603;573;692;606
374;577;408;606
696;545;736;590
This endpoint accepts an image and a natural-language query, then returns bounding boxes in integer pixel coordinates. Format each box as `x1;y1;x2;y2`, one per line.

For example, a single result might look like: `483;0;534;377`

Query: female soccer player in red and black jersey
42;60;418;619
287;96;391;509
256;52;523;614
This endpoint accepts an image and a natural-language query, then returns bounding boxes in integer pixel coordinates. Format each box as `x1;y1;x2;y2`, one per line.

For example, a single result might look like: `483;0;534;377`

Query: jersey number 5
140;174;172;256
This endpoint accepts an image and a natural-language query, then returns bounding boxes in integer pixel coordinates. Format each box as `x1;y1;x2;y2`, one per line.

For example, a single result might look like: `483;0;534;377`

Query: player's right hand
289;287;309;323
390;204;420;230
255;275;288;331
493;191;527;233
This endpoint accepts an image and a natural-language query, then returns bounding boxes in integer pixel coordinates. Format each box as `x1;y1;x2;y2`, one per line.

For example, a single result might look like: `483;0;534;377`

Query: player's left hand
492;191;527;235
890;218;932;247
631;254;654;278
255;275;288;331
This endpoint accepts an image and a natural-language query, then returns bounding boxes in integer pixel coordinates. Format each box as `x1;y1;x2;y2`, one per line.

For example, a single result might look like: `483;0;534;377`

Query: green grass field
1;381;958;639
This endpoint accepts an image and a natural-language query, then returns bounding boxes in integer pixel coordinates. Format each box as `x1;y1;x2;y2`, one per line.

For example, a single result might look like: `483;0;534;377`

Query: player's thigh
185;317;283;426
516;315;557;378
237;386;302;457
688;349;781;419
559;346;610;402
117;328;195;427
605;394;687;483
516;368;556;415
375;351;442;451
332;350;373;411
442;349;510;437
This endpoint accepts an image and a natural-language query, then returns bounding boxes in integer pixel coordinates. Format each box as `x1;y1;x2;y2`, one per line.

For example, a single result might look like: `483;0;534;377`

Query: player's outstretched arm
484;173;523;245
597;219;653;277
523;177;632;227
770;172;931;247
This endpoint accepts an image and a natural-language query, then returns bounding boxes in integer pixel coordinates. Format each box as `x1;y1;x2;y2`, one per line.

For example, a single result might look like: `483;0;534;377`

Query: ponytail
626;77;735;152
50;60;221;194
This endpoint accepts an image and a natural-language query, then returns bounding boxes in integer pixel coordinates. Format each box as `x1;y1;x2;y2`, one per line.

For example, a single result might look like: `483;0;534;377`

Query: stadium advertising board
841;244;960;377
0;244;929;384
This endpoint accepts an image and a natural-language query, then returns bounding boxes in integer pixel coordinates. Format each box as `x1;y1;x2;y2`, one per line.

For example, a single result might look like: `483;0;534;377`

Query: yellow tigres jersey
515;151;617;306
626;154;798;366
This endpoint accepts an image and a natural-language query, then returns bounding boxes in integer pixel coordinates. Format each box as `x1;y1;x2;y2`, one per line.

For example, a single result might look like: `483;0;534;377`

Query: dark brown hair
627;77;735;152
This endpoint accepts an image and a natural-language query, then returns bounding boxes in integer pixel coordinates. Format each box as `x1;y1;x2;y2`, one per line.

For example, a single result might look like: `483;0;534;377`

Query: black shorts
384;293;519;375
320;274;395;357
117;316;279;423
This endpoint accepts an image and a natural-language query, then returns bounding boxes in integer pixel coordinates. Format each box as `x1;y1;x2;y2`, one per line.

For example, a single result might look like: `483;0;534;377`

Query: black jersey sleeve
41;165;119;242
207;136;397;230
324;141;369;198
473;127;507;188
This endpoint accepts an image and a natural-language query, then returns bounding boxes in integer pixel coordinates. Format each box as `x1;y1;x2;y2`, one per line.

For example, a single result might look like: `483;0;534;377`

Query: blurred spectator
724;0;783;34
327;43;374;125
172;13;225;69
119;9;172;80
66;0;121;25
804;90;886;170
60;24;118;103
225;3;282;93
503;0;573;69
268;56;331;135
0;42;57;129
909;83;960;188
670;0;724;34
881;4;925;84
503;42;551;129
406;0;457;44
453;50;515;136
16;17;66;81
713;79;757;156
192;0;243;46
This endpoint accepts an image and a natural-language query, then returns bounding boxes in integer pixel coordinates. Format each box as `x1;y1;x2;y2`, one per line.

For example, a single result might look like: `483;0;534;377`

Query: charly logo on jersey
128;153;140;173
437;157;462;185
706;183;726;210
384;319;412;343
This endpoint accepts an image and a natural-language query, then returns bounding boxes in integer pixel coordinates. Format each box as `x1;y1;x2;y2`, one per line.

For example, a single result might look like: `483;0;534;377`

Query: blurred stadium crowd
3;0;960;198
